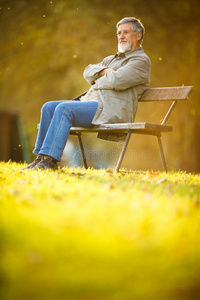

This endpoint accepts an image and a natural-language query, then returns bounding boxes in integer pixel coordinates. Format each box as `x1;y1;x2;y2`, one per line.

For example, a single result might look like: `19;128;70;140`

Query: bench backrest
138;85;193;125
139;86;193;102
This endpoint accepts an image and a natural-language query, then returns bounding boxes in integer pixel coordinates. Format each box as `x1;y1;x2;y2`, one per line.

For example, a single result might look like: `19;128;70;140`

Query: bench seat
70;122;173;135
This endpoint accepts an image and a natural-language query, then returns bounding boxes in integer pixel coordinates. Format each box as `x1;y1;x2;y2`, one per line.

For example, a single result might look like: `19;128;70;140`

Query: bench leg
115;132;131;172
76;133;88;169
157;134;168;172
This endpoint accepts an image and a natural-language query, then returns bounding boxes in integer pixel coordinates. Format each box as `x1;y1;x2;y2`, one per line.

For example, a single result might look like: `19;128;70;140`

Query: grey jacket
83;46;151;126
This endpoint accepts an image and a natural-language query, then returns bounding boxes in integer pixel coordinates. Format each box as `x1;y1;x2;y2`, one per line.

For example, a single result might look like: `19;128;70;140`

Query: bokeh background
0;0;199;172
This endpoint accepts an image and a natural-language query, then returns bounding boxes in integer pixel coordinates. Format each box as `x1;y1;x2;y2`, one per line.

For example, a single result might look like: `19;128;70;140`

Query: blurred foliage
0;0;199;172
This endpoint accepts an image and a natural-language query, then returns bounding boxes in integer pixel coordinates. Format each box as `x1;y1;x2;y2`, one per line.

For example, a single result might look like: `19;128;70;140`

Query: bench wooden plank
139;86;193;101
70;122;172;133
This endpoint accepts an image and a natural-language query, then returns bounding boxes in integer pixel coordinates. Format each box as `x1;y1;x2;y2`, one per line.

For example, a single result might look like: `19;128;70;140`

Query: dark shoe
22;155;44;170
32;157;58;170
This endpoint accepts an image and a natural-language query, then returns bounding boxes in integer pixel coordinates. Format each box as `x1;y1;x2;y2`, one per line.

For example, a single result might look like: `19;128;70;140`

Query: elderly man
23;17;151;170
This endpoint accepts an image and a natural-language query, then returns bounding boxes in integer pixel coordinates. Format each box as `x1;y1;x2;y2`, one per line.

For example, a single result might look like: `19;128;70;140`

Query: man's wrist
99;68;114;76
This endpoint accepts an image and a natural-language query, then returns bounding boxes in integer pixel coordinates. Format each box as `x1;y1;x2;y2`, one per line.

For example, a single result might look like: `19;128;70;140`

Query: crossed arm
83;58;150;91
98;65;115;77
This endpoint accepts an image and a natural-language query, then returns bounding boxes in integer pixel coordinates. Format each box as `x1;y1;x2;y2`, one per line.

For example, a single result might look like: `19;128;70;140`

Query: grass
0;161;200;300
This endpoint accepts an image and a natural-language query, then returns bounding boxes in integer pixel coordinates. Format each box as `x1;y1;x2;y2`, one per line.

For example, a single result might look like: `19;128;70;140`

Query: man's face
117;23;141;53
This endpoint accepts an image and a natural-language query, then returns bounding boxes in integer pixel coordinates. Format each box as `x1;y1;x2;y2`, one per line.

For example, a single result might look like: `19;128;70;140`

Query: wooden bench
70;85;193;172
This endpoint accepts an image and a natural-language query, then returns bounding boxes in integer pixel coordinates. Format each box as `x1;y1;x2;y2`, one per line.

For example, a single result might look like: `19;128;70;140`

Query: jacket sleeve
93;57;151;91
83;55;115;85
83;63;107;85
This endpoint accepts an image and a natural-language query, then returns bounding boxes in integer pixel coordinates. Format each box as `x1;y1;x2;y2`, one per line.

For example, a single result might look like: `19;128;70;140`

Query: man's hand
93;64;115;83
99;68;115;76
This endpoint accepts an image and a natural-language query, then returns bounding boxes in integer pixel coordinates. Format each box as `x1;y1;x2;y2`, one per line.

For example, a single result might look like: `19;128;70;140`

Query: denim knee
41;101;54;114
54;102;74;123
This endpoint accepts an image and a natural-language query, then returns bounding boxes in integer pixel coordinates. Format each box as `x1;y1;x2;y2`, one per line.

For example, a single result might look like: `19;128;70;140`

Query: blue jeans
33;100;98;161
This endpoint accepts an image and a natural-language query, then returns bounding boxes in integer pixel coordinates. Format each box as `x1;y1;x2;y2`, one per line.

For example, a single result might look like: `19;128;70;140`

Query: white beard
118;41;131;53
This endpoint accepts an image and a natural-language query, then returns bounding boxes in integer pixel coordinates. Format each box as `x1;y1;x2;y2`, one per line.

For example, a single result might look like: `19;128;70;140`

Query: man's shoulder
127;48;151;64
102;55;116;64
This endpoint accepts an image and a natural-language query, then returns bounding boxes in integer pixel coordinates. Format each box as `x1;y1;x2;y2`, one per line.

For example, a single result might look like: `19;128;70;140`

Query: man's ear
137;32;142;42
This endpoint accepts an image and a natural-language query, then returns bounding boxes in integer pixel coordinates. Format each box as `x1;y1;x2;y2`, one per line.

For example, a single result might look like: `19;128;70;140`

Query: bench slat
139;86;193;101
70;122;172;133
